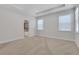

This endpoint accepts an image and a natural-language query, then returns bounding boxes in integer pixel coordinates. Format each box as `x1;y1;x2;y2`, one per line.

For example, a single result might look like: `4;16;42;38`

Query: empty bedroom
0;4;79;55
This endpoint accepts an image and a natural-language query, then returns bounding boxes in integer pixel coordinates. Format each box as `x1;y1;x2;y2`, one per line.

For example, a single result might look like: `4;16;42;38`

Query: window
75;8;79;33
37;19;44;30
59;14;71;31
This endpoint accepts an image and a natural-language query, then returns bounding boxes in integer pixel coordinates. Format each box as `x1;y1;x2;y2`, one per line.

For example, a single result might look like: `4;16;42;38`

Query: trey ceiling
0;4;75;17
0;4;63;16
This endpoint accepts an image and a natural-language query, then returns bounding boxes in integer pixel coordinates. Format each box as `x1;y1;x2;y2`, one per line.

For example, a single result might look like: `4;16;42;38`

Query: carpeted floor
0;36;79;55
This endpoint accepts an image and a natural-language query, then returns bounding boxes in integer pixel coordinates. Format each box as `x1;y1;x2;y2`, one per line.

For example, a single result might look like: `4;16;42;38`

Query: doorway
24;20;29;36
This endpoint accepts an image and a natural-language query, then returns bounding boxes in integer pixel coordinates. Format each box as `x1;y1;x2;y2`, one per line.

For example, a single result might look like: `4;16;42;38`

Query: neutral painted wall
36;9;75;41
0;8;24;43
75;33;79;47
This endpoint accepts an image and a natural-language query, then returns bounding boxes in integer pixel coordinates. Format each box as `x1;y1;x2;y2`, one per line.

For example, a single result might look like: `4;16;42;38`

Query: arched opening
24;20;29;36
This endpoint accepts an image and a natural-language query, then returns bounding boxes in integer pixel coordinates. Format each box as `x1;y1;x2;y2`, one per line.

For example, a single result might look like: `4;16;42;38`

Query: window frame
75;8;79;33
58;14;72;32
37;19;44;30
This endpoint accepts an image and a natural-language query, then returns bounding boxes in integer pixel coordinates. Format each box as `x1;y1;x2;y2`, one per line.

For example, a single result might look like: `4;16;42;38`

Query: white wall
36;9;75;41
0;8;24;43
75;33;79;47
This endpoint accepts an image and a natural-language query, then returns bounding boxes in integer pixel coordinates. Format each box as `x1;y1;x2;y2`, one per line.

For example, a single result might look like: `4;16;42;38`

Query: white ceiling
13;4;62;12
0;4;76;17
0;4;63;16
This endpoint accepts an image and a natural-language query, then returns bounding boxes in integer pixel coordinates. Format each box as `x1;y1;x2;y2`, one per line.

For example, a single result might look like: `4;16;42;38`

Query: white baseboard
0;36;24;44
37;34;74;42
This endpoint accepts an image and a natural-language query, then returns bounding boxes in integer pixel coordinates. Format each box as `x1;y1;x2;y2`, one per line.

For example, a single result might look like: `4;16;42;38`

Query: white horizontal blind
37;19;44;30
59;14;71;31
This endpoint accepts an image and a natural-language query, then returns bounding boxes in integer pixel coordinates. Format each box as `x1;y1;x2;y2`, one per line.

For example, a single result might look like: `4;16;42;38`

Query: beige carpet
0;36;79;55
